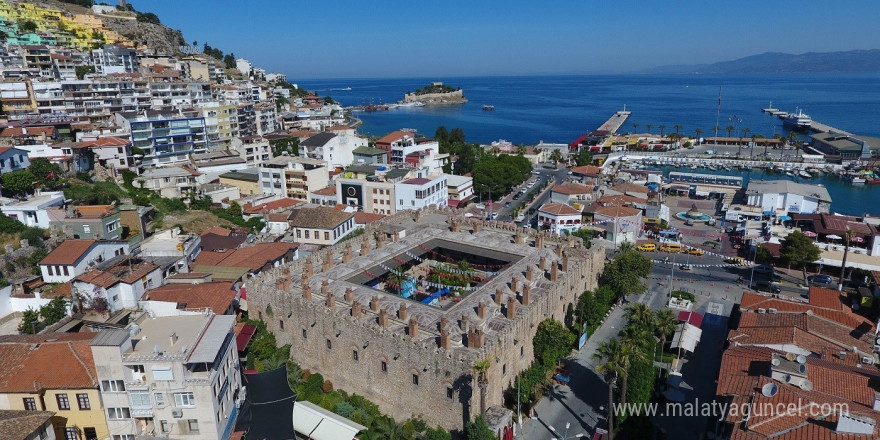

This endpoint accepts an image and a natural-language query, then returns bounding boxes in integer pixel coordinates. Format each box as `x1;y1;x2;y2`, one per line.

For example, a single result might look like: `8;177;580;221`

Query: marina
597;108;631;134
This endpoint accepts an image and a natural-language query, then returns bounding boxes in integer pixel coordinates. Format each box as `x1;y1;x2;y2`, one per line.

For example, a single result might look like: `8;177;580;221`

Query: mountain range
642;49;880;74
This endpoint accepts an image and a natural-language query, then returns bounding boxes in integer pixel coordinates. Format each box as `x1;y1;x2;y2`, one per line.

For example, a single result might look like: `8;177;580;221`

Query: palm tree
474;359;491;418
550;149;563;168
840;228;855;287
624;303;654;329
594;340;625;440
286;361;305;390
658;125;666;137
674;124;682;135
385;270;406;296
646;124;653;135
653;309;678;358
517;145;527;156
632;123;639;133
617;241;635;254
725;125;735;138
616;338;648;405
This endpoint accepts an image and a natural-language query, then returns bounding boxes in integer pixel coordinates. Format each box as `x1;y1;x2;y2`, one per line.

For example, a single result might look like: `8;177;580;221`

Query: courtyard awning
670;323;702;353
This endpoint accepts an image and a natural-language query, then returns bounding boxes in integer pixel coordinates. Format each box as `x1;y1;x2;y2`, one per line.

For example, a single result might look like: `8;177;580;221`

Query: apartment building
199;102;240;150
254;103;278;136
89;312;240;440
149;79;211;108
395;175;448;211
91;45;138;75
336;178;397;215
48;204;123;240
115;110;210;167
0;146;30;174
0;79;37;119
38;239;129;283
299;132;367;169
258;156;328;201
136;166;203;199
232;136;271;166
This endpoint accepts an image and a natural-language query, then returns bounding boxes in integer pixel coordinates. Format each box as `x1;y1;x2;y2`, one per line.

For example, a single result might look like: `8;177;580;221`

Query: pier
597;107;631;134
762;106;852;136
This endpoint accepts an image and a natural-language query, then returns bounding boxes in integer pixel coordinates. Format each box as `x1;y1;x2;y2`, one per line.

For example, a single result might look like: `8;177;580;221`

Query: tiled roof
538;203;580;216
376;131;411;144
39;239;97;265
200;232;247;252
146;281;237;314
739;293;874;331
0;126;55;137
203;226;234;237
354;212;385;224
242;198;301;214
808;286;846;310
83;137;130;148
265;213;290;222
597;195;644;206
570;165;602;176
594;205;641;218
0;410;55;440
194;242;298;272
311;186;337;196
0;338;98;392
75;257;158;289
552;183;591;195
611;182;650;194
401;178;431;185
288;206;354;229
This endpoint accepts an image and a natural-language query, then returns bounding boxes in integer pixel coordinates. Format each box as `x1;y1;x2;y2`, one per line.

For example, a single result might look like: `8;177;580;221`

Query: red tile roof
75;257;158;289
354;212;385;224
146;281;237;314
203;226;234;237
242;198;301;215
311;186;337;196
808;286;846;310
0;126;55;138
539;203;581;216
401;178;431;185
194;242;298;272
376;131;411;144
83;137;130;148
39;239;97;266
594;205;641;218
570;165;602;177
0;337;98;392
611;182;650;194
552;183;591;195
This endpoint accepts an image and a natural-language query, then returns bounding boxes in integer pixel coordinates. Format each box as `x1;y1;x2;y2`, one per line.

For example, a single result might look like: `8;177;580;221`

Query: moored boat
783;107;812;130
482;105;495;111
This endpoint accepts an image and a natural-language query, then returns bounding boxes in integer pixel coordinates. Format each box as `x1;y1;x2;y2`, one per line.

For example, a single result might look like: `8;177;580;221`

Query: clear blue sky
142;0;880;79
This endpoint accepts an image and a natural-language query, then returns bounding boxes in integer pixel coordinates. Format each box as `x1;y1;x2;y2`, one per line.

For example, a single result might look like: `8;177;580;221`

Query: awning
677;310;703;328
670;323;702;353
778;215;792;221
293;401;366;440
236;324;256;351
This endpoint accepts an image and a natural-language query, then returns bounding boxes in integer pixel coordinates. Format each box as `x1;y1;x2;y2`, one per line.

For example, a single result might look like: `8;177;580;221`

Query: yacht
482;105;495;111
798;170;812;178
783;108;812;130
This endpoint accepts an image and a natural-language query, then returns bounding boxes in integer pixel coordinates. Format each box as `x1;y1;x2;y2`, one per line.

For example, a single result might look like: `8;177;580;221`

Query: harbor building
809;133;880;161
246;209;604;430
89;311;240;440
745;180;832;215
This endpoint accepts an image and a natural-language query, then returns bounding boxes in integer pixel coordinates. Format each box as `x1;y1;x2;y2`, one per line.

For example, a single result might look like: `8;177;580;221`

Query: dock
762;106;852;136
597;107;631;134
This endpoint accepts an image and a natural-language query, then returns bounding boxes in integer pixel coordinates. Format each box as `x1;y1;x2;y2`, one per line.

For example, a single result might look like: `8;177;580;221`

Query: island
403;81;468;105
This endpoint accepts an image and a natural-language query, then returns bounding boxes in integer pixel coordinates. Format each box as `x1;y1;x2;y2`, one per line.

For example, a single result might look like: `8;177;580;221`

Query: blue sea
296;74;880;215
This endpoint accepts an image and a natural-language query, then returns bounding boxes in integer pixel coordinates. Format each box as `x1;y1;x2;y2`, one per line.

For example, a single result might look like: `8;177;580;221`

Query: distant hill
643;49;880;74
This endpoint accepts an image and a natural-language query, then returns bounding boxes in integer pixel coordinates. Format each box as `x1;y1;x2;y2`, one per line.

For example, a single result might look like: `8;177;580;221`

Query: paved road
519;241;747;439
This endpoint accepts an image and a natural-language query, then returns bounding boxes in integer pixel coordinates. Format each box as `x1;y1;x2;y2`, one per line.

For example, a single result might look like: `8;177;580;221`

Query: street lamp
549;422;585;440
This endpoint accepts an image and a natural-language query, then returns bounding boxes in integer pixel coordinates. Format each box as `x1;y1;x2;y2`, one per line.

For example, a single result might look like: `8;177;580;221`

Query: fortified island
403;81;468;105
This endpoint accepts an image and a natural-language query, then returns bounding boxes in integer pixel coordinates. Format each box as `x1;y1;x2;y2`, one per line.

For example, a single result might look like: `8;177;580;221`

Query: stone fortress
247;208;604;430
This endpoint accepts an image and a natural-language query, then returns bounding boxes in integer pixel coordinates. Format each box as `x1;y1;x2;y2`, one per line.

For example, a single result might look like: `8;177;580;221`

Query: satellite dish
799;379;813;391
771;358;781;366
798;364;807;374
796;355;807;364
761;383;778;397
785;353;797;361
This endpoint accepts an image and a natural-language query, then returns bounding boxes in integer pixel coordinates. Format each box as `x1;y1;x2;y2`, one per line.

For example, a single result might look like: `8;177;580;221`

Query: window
23;397;36;410
412;374;419;386
521;346;524;356
56;393;70;410
279;320;284;330
77;393;91;410
129;392;150;408
447;387;454;399
305;230;310;239
324;231;329;241
47;266;54;276
84;427;97;440
65;427;78;440
63;266;69;276
111;436;134;440
160;420;170;433
101;380;125;392
83;224;91;234
381;361;387;373
302;329;307;339
174;392;195;407
352;350;358;361
296;230;301;239
187;419;199;433
503;364;506;375
154;393;165;407
107;407;131;420
326;339;332;350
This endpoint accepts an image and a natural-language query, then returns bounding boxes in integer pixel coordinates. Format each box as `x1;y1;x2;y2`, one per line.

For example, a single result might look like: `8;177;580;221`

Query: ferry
782;108;812;130
482;105;495;111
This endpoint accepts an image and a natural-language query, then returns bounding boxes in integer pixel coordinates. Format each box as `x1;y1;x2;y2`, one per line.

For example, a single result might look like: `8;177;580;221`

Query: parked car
753;265;775;274
752;281;781;294
504;201;512;208
807;274;833;285
491;212;498;220
686;248;704;256
679;264;693;271
637;243;657;252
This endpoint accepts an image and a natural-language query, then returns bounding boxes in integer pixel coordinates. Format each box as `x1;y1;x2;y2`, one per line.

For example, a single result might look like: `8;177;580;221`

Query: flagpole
714;87;721;147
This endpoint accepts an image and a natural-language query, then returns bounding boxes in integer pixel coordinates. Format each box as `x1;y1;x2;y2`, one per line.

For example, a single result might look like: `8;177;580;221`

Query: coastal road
492;166;569;222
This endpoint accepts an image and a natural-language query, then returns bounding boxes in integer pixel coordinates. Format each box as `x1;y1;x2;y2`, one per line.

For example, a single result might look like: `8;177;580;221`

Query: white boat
786;171;796;178
783;108;812;130
798;170;812;178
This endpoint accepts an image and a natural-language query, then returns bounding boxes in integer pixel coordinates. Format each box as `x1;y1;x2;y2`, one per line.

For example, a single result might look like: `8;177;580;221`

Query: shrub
322;379;334;393
671;290;695;301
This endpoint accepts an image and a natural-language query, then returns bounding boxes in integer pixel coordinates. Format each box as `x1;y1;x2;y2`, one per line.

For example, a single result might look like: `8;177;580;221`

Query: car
637;243;656;252
724;257;748;265
491;212;498;220
512;194;521;201
753;265;774;274
684;219;694;226
807;274;833;285
567;171;573;176
752;281;781;294
679;264;693;271
725;226;735;234
531;170;540;175
504;201;512;208
686;248;704;256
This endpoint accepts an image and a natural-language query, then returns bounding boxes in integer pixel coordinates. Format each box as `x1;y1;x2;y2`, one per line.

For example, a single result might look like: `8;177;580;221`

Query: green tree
673;124;682;134
755;245;772;264
135;12;160;24
600;248;652;300
223;53;236;69
624;303;653;329
226;201;243;217
725;125;735;137
549;149;563;167
0;212;26;234
658;125;666;137
594;339;625;440
465;416;495;440
473;359;490;418
19;308;40;334
19;20;37;33
434;126;449;147
533;319;574;368
28;158;63;189
653;309;678;356
574;148;593;166
75;65;95;79
449;127;466;145
1;170;36;196
779;230;821;283
646;124;653;134
694;128;703;143
39;296;68;326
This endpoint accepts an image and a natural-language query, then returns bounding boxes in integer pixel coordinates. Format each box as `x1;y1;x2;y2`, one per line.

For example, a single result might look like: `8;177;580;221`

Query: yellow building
219;170;261;196
0;333;109;440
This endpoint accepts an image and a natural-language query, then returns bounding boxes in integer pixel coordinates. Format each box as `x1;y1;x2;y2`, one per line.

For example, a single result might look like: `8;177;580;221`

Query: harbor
597;107;631;134
761;105;852;135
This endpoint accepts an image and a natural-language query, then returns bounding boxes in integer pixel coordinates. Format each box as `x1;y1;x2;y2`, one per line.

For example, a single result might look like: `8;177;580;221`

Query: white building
445;174;474;208
0;146;30;174
235;58;252;76
138;228;202;275
73;256;163;313
745;180;832;215
288;207;356;246
81;137;135;172
395;176;448;211
231;136;271;166
38;239;130;283
91;45;139;75
537;203;582;235
136;166;204;199
299;132;367;169
593;205;643;245
265;72;286;83
550;183;593;207
89;312;240;440
0;190;65;228
258;156;329;201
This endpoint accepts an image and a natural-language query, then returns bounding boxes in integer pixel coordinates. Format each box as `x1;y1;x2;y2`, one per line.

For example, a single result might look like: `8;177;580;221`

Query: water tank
377;166;387;171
